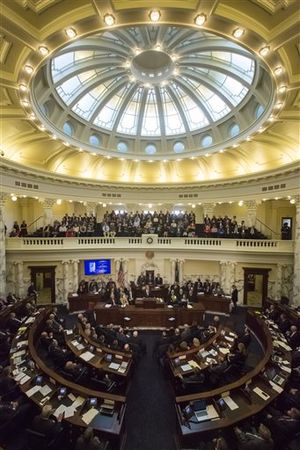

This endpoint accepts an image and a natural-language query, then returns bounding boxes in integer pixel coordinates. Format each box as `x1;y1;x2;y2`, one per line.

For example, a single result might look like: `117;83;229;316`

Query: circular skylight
31;24;275;159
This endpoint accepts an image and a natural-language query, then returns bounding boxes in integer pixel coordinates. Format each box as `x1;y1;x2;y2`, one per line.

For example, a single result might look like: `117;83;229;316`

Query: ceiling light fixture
278;85;286;93
19;84;28;92
233;28;245;38
275;102;283;108
259;46;270;57
11;195;17;202
274;66;283;76
29;113;36;120
194;14;206;26
24;65;33;74
38;46;49;56
21;100;30;107
63;141;70;146
52;134;57;140
290;199;296;204
104;14;115;26
65;28;77;38
149;9;161;22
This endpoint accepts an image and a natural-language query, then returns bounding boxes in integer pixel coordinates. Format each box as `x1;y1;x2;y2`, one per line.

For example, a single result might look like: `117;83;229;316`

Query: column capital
40;198;56;208
62;260;71;265
244;200;258;210
0;192;9;208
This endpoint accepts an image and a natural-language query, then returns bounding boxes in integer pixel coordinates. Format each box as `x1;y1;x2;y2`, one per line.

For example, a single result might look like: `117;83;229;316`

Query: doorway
243;268;270;308
29;266;56;304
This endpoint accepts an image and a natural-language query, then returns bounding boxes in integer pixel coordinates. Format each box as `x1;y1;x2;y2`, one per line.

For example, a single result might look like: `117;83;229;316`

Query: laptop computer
194;409;209;422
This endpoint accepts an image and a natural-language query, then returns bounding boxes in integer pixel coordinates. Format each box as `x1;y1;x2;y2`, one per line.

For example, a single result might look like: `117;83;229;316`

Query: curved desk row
173;311;292;443
10;309;126;443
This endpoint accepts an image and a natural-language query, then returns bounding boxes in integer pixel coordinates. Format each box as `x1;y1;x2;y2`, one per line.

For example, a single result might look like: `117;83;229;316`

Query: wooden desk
265;298;300;327
196;295;231;315
68;293;105;312
10;309;126;441
94;303;204;329
174;311;292;444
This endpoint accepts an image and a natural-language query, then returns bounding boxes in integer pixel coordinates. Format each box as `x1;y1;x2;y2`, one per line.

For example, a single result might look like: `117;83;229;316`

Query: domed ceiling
0;0;299;185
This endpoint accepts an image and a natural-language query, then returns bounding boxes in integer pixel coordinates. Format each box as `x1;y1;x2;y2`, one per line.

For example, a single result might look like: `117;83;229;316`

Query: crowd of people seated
8;210;268;239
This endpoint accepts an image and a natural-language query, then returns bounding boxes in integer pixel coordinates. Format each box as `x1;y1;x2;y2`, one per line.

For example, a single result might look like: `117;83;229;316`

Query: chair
25;428;56;450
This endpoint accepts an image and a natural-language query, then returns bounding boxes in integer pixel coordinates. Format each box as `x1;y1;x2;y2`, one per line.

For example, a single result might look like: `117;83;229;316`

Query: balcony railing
5;235;294;254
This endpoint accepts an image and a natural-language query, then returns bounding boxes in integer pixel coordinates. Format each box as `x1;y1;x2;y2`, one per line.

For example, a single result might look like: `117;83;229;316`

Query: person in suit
6;312;22;334
234;423;274;450
27;282;38;302
31;405;63;440
286;325;300;349
277;313;290;334
264;407;300;445
143;284;151;298
75;427;106;450
154;273;163;285
231;284;238;312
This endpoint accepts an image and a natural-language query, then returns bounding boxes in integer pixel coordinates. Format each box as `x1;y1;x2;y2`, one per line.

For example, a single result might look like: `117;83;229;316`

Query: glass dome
31;24;275;159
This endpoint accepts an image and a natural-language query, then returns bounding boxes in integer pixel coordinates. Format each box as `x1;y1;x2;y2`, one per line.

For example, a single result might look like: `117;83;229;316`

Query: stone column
41;198;55;227
15;261;24;298
202;203;215;220
0;193;8;296
293;196;300;305
62;260;70;304
244;200;258;228
178;259;185;284
282;264;293;301
170;259;176;284
219;261;227;293
86;202;97;217
71;259;79;292
275;263;283;301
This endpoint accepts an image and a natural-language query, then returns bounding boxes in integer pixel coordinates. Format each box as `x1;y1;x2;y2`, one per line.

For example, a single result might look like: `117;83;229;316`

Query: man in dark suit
264;407;300;445
6;312;22;334
231;285;238;312
31;405;63;440
286;325;300;349
154;273;163;286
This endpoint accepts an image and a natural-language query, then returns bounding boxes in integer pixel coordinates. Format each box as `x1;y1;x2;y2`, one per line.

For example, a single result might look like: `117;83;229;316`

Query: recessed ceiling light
275;102;283;108
258;127;265;133
171;54;178;61
21;100;30;107
205;153;209;157
24;65;33;74
119;158;125;161
259;46;270;57
56;199;62;205
125;60;131;68
38;125;45;131
134;48;141;55
134;159;139;162
148;160;153;163
238;200;243;206
154;44;162;51
52;134;57;140
274;66;283;76
104;14;115;26
233;144;238;148
219;149;224;153
11;195;17;202
246;136;251;141
176;158;182;162
162;159;167;163
38;46;49;56
290;199;296;204
92;152;96;156
79;148;83;152
149;9;161;22
190;156;196;160
173;68;179;75
63;141;70;146
129;76;136;82
233;28;245;38
269;116;275;122
29;113;36;120
105;155;111;158
19;84;28;92
194;14;206;26
160;80;168;87
65;28;77;38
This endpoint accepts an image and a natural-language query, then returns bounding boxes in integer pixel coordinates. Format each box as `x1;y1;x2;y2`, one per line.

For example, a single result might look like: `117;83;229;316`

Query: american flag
117;260;125;288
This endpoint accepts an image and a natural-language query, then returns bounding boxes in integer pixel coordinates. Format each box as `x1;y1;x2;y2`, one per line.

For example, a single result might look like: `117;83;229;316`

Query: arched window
117;141;128;152
255;104;265;119
229;123;240;137
89;134;101;146
201;135;213;147
63;121;74;136
145;144;157;155
173;141;185;153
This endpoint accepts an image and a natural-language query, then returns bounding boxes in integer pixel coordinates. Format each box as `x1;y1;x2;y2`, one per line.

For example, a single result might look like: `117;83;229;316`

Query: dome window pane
145;144;157;155
229;123;240;137
201;135;213;147
89;134;101;146
63;121;74;136
117;142;128;152
173;142;185;153
256;104;265;119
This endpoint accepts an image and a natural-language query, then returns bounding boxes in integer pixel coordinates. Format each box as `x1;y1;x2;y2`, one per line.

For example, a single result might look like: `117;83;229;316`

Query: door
243;268;270;308
29;266;56;304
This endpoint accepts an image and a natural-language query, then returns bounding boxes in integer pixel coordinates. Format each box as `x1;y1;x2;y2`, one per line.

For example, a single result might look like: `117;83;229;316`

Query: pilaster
0;193;9;296
292;196;300;305
40;198;56;227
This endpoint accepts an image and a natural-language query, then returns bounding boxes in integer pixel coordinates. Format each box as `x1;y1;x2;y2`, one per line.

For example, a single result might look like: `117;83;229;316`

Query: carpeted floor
124;332;177;450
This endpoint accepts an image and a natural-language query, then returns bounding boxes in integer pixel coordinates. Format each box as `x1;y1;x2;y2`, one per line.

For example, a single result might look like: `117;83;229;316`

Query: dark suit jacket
31;415;61;439
232;288;238;304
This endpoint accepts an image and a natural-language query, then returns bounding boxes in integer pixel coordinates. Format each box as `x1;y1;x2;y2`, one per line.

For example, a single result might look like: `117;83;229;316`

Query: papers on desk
82;408;99;425
105;304;111;308
26;385;41;397
19;374;31;385
189;360;200;369
108;362;120;370
40;385;52;396
269;380;283;393
53;403;76;419
224;336;235;342
79;351;95;362
181;363;192;372
24;316;35;324
187;304;193;309
281;365;291;373
219;347;230;355
222;396;239;410
11;349;26;358
16;340;28;348
274;340;292;351
253;387;270;401
53;404;66;419
167;305;173;308
118;361;128;374
65;329;73;335
206;404;219;419
209;349;218;357
72;396;85;409
14;371;27;382
206;357;217;365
